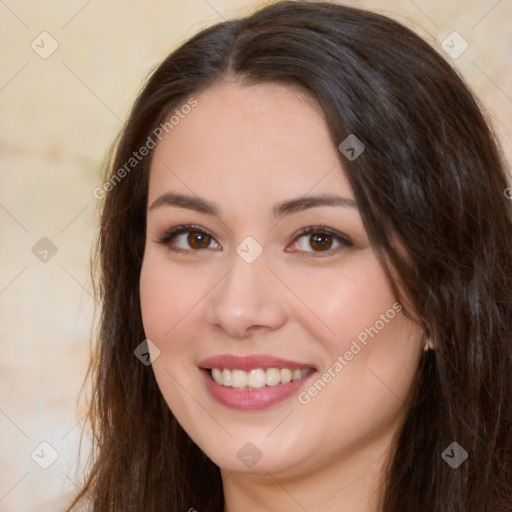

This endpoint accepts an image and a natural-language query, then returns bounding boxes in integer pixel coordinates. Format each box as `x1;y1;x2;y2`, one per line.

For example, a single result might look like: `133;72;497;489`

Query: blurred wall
0;0;510;510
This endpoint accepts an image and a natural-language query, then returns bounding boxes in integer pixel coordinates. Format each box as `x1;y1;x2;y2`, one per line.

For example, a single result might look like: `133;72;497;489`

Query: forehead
148;81;353;205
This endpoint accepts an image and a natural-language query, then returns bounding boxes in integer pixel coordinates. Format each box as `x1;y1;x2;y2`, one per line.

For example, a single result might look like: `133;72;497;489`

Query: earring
424;337;435;351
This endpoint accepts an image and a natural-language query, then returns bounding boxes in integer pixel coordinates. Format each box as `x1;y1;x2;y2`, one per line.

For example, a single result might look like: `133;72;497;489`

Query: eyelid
291;224;353;247
156;223;353;255
287;224;353;257
156;223;216;245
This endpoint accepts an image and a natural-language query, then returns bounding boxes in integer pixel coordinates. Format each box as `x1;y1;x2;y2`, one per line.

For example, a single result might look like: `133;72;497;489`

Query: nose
205;250;288;339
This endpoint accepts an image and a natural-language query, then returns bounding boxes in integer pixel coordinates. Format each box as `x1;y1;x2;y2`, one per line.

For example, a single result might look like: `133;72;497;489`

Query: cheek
139;253;198;348
294;252;423;433
290;249;398;357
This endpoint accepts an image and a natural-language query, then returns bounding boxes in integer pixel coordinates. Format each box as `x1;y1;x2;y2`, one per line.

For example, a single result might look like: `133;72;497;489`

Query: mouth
198;354;317;410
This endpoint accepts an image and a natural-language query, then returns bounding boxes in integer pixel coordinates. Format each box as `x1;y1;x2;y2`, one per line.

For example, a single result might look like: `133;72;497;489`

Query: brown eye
187;231;211;249
157;225;221;252
289;226;353;256
308;233;333;251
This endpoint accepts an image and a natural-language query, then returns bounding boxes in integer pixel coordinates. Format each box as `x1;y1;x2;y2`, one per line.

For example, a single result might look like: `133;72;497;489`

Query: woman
68;1;512;510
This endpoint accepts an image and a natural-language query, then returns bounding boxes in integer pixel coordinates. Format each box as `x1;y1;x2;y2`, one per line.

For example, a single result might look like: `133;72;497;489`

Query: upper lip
198;354;317;371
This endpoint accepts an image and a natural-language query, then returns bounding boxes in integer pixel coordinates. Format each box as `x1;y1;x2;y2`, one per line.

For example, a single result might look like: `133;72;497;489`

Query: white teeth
280;368;292;383
247;368;266;388
222;368;232;386
231;369;247;388
266;368;281;386
292;369;303;381
210;367;311;388
212;368;223;383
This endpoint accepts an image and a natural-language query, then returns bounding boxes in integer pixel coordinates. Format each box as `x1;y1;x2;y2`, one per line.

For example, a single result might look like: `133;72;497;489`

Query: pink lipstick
198;354;317;410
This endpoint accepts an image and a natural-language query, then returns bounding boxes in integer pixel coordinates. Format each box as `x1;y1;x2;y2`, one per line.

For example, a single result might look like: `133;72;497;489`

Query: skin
139;81;425;511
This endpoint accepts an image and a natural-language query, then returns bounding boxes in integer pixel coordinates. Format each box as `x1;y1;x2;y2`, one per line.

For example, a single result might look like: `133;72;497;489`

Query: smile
198;354;317;410
210;367;313;388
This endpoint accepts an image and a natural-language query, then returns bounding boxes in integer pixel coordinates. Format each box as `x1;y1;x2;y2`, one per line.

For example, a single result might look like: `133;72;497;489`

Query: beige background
0;0;510;510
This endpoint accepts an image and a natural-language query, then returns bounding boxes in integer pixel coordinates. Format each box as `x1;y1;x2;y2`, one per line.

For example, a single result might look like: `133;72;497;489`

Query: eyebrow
148;192;358;219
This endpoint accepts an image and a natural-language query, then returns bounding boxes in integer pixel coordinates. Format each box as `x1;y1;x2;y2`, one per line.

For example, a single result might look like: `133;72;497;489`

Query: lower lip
200;369;316;410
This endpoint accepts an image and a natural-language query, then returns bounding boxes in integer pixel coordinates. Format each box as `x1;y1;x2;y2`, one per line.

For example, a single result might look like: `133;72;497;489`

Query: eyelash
156;223;354;257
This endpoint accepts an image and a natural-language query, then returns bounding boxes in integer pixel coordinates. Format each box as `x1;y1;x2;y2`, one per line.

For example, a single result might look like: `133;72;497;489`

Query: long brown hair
67;1;512;510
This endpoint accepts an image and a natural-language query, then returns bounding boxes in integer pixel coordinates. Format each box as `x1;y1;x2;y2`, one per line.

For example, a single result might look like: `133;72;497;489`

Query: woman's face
140;81;425;478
